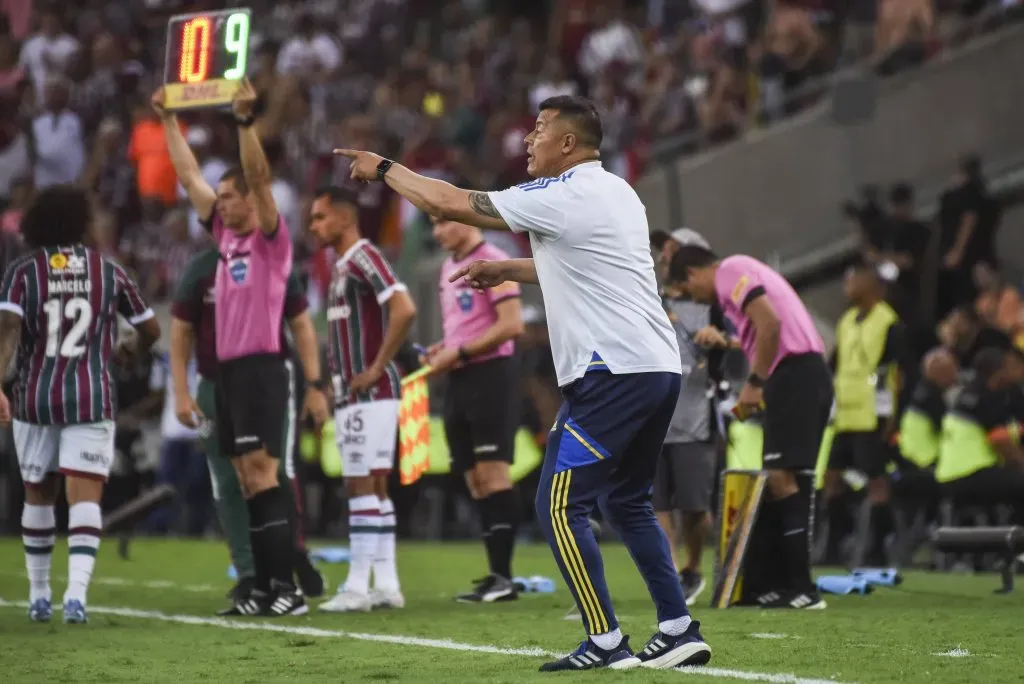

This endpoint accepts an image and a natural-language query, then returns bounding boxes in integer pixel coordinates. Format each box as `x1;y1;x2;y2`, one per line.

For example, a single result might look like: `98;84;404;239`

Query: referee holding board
336;95;710;671
156;82;329;617
425;216;525;604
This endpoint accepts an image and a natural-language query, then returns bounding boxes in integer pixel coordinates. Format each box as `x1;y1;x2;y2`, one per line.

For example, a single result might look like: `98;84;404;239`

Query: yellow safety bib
834;302;899;432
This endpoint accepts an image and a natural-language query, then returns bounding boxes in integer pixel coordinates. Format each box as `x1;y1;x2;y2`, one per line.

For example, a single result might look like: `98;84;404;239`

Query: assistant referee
426;215;525;604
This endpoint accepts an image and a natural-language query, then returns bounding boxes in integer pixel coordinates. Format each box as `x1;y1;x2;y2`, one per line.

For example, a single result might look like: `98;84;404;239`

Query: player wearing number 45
335;95;711;671
0;185;161;626
307;186;417;614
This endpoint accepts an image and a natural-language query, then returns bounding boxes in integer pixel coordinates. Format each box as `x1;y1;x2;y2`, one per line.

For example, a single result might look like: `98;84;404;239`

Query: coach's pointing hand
333;149;385;182
448;260;508;290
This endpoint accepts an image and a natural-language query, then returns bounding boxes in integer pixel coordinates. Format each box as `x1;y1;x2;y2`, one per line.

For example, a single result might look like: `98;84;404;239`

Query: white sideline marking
0;571;217;594
750;633;789;639
0;599;848;684
933;648;971;658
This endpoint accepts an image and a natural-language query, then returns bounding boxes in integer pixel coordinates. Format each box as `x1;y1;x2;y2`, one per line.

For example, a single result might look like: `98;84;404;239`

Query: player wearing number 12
0;185;160;626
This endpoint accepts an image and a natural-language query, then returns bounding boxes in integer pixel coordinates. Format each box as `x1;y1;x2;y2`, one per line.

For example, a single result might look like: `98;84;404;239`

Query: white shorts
13;420;116;485
334;400;399;478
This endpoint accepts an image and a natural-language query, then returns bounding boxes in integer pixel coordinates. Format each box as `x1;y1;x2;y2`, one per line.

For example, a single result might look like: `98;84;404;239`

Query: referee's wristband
457;346;472;363
308;378;327;391
234;114;256;128
747;373;766;388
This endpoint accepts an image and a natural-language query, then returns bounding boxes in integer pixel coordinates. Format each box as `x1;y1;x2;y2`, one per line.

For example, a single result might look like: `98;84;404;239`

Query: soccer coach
336;95;711;671
156;82;326;616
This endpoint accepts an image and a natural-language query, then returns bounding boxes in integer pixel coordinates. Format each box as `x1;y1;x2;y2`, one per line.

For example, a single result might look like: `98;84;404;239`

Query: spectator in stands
972;262;1023;344
759;0;825;121
18;5;78;99
0;111;29;203
0;33;27;100
529;54;578;113
83;117;139;243
937;155;998;318
72;30;144;136
30;79;85;189
875;0;934;73
276;12;342;78
1;175;30;235
577;0;644;87
128;101;184;208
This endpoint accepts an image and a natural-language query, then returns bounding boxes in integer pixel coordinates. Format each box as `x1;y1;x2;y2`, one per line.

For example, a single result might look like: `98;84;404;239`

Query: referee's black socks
480;489;521;580
776;490;815;593
248;487;296;591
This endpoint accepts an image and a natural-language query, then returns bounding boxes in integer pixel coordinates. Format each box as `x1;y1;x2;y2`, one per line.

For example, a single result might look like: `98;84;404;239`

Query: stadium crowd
0;0;1022;588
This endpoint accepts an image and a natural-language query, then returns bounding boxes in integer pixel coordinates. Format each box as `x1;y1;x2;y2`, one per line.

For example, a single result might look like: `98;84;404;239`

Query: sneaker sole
608;656;642;671
640;642;712;670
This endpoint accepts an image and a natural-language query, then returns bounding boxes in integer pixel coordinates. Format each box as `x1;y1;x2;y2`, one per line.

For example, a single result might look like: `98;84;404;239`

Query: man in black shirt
938;306;1013;368
937;156;1000;317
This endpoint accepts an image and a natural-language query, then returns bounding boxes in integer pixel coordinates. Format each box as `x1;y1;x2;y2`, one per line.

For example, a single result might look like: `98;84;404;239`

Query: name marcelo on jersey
48;279;92;294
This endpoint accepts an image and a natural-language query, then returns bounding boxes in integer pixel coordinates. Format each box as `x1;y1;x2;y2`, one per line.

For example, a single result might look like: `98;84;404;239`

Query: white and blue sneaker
636;620;712;669
539;636;641;672
63;599;88;624
28;598;52;623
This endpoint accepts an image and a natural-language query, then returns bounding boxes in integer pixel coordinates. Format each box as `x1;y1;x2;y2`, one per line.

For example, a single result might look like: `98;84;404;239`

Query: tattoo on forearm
469;192;501;219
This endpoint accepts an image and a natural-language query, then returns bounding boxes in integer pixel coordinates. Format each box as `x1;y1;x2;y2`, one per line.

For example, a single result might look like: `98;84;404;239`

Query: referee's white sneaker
319;589;372;613
370;588;406;610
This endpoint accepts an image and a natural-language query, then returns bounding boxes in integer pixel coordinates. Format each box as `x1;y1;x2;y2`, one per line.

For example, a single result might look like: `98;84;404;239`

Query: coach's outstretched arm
233;80;279;235
152;88;216;221
334;149;510;232
450;258;539;289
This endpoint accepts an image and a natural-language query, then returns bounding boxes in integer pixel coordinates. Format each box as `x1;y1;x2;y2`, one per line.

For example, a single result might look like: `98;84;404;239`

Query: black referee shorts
443;356;520;474
215;353;289;460
762;353;833;471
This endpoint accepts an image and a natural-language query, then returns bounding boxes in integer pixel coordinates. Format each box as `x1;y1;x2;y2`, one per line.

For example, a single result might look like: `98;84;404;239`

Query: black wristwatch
747;373;766;388
375;158;393;181
458;346;472;363
234;114;256;128
308;378;327;392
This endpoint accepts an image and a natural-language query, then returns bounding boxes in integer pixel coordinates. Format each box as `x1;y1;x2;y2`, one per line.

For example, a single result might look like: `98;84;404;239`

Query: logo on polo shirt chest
456;288;474;312
228;256;249;284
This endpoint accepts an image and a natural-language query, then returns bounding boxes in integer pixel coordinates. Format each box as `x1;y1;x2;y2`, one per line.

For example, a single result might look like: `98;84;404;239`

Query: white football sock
64;502;102;605
372;497;400;593
343;495;380;595
591;627;623;651
659;615;693;637
22;504;55;602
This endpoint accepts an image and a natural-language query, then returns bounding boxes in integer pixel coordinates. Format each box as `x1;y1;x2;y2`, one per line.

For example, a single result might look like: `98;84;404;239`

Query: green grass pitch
0;538;1020;683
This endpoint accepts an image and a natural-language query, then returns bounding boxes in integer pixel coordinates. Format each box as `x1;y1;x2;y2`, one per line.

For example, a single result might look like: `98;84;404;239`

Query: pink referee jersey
208;214;293;361
714;255;825;374
439;242;520;363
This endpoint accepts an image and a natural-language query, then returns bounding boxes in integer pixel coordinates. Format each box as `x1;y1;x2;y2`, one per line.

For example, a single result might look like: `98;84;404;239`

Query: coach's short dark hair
314;186;360;212
538;95;603;150
219;167;249;196
668;245;718;282
21;184;91;248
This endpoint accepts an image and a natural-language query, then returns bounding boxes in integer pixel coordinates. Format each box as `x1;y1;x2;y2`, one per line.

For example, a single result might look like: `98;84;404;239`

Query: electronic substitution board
162;8;251;111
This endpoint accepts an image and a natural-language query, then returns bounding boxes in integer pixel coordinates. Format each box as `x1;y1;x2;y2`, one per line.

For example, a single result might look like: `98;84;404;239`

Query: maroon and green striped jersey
0;245;153;424
326;239;404;408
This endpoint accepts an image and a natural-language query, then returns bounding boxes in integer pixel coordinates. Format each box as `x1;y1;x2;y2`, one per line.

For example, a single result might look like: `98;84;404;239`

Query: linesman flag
398;366;432;485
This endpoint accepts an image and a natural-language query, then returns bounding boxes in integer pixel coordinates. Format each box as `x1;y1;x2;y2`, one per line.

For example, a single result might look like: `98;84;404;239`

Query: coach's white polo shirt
488;161;680;387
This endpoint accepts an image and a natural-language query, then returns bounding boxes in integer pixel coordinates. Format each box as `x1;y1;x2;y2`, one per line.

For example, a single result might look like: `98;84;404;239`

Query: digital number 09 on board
162;8;251;111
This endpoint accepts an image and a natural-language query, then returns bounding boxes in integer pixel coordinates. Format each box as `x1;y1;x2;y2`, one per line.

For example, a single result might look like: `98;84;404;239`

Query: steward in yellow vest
936;348;1024;517
889;348;958;503
825;264;913;565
